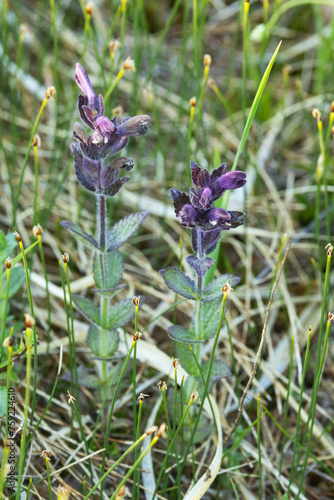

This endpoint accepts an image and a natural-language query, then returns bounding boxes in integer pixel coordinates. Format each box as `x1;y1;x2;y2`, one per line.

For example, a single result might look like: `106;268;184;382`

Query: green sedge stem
16;327;32;499
288;328;311;493
58;259;74;394
152;400;193;499
100;341;137;492
178;293;227;478
257;394;262;499
46;458;52;500
33;145;39;226
242;0;249;127
276;335;294;495
104;68;125;102
0;447;9;496
297;316;332;498
17;239;38;425
133;399;143;499
0;267;10;361
64;260;80;404
13;97;50;227
37;235;51;353
110;432;162;500
132;302;139;499
71;402;95;487
84;427;155;500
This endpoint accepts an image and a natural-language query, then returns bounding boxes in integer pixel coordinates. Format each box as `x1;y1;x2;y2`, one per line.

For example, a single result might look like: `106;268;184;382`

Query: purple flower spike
75;63;100;113
170;161;246;234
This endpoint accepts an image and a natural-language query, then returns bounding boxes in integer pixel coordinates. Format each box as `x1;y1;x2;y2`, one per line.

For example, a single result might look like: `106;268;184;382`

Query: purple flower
170;161;246;231
72;64;151;193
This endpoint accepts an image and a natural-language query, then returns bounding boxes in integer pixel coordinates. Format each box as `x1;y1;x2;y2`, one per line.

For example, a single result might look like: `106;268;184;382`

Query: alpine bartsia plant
61;64;151;384
160;161;246;391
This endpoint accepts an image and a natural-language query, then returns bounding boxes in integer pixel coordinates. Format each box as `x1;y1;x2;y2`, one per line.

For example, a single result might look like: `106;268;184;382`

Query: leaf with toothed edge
202;274;241;302
167;325;204;343
93;251;123;289
60;221;100;252
106;212;149;251
192;297;224;341
186;255;215;278
159;267;196;299
87;324;119;357
73;296;102;326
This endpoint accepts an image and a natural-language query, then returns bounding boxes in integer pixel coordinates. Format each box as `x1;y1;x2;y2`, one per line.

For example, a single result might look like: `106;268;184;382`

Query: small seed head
137;393;149;402
5;257;11;269
116;485;130;499
109;39;121;53
13;231;22;243
63;252;69;263
207;76;217;89
146;425;157;435
190;390;200;404
172;357;180;370
45;86;56;99
24;313;35;328
132;296;140;306
32;224;43;238
3;335;13;348
66;390;76;405
325;243;333;256
189;96;196;107
327;312;334;323
203;54;212;67
122;57;135;71
40;450;51;461
312;108;321;122
157;422;167;438
85;1;93;14
133;330;142;342
57;484;71;500
32;134;41;148
157;380;167;391
222;283;233;294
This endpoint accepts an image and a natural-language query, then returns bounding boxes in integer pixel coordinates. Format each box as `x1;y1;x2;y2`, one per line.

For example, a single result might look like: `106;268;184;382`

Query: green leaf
0;231;6;248
5;267;26;298
107;298;136;329
196;360;231;384
193;298;223;341
87;324;119;357
73;296;101;326
167;325;203;344
202;274;240;302
60;221;100;252
92;284;126;298
93;251;123;289
159;267;196;300
107;212;148;251
175;342;201;378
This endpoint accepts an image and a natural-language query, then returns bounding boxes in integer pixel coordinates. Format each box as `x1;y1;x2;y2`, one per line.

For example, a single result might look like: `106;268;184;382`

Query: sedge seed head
146;425;157;435
172;357;180;370
3;335;12;348
157;422;167;438
66;390;76;405
32;224;43;238
325;243;333;256
122;57;135;71
137;392;149;402
5;257;11;269
190;390;200;404
32;134;41;148
40;450;51;461
222;283;233;294
189;96;196;107
24;313;35;328
133;330;142;342
45;86;56;99
157;380;167;391
63;252;70;263
109;39;121;53
203;54;212;67
13;231;22;243
57;484;71;500
132;296;140;306
327;312;334;323
312;108;321;122
207;75;216;89
85;1;93;15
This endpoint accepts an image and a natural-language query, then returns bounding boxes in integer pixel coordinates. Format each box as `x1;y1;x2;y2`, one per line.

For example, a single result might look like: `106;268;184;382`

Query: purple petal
209;162;227;182
189;188;201;208
75;63;100;112
71;143;98;192
94;115;115;135
197;169;210;188
116;115;152;137
229;210;246;228
102;177;129;197
99;165;119;191
190;161;201;186
169;189;190;215
198;187;213;209
186;255;215;278
178;204;198;227
77;95;95;129
202;229;222;254
217;171;247;191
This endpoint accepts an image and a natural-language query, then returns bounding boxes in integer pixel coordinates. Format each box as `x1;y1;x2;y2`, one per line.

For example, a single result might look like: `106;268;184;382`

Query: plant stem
97;193;109;385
